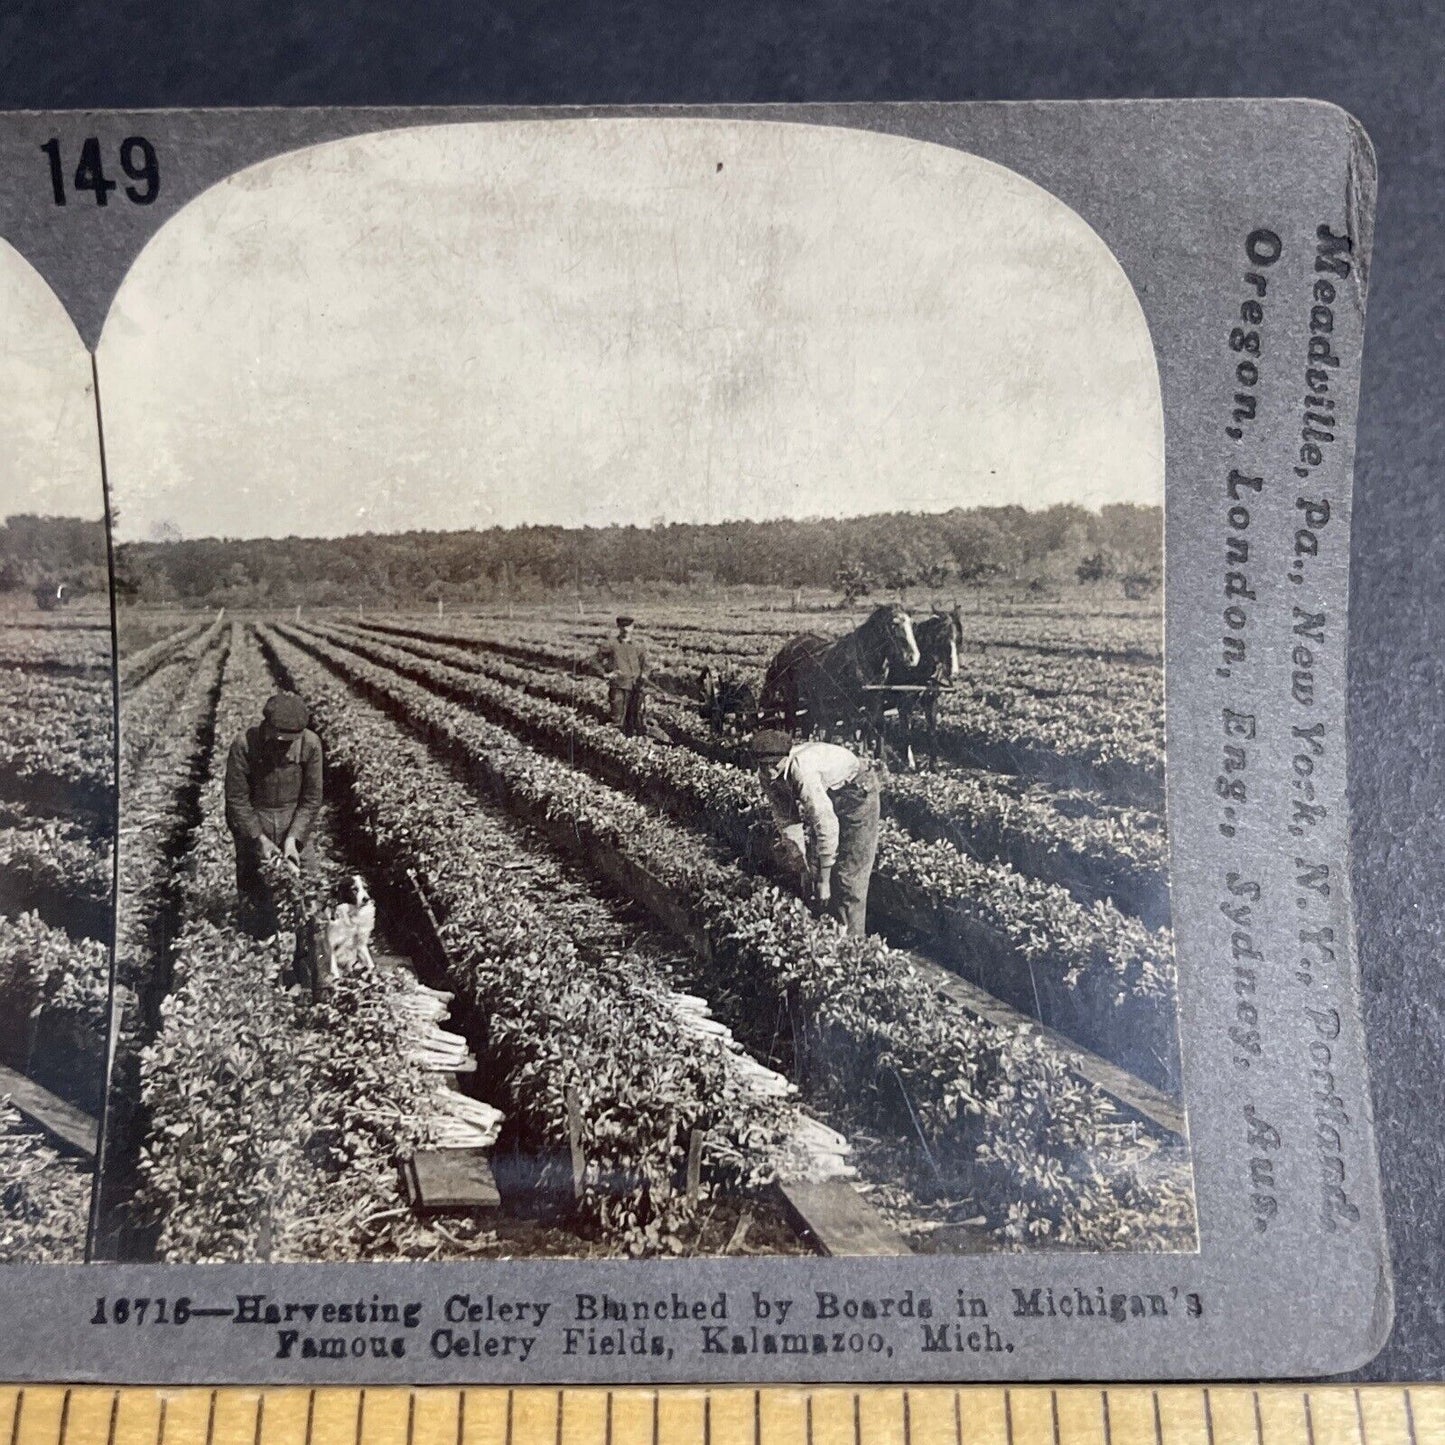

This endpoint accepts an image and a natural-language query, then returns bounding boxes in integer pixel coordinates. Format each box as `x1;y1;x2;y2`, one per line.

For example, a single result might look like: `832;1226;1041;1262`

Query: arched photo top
97;117;1163;543
0;238;101;522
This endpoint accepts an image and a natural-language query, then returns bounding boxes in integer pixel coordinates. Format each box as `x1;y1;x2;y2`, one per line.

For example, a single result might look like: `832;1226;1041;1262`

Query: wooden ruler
1;1387;1441;1445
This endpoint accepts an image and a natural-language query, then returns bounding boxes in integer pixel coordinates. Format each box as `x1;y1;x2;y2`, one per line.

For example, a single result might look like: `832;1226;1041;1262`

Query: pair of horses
701;603;963;767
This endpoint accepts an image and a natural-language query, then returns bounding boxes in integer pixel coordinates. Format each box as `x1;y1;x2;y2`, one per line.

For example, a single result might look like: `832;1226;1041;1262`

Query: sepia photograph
0;240;111;1262
91;118;1194;1264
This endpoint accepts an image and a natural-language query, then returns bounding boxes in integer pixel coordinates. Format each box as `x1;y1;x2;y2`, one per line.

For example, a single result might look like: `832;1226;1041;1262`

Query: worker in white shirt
750;729;881;936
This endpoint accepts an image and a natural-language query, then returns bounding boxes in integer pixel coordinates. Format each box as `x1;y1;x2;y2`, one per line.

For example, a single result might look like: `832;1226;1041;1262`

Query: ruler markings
1104;1389;1154;1445
461;1390;502;1445
1263;1385;1322;1445
1357;1389;1412;1445
14;1388;63;1445
112;1381;159;1445
855;1392;903;1445
978;1393;1011;1445
210;1384;262;1445
755;1391;805;1445
1211;1390;1259;1445
363;1391;412;1445
270;1392;312;1445
65;1396;116;1445
809;1392;855;1445
1310;1391;1359;1445
2;1388;1445;1445
710;1392;769;1445
513;1394;558;1445
564;1386;609;1445
1054;1390;1105;1445
409;1386;457;1445
1006;1388;1049;1445
1408;1386;1445;1445
312;1389;363;1445
265;1394;292;1445
601;1388;649;1445
1157;1388;1208;1445
170;1393;211;1445
657;1391;701;1445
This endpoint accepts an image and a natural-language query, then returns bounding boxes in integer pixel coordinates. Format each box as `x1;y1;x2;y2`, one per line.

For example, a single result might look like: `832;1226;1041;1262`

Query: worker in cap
224;691;324;946
591;614;651;736
751;729;881;937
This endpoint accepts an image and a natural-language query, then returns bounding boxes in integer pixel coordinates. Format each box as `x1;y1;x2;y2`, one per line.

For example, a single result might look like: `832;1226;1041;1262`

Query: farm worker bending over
750;729;881;937
592;614;650;736
224;691;323;934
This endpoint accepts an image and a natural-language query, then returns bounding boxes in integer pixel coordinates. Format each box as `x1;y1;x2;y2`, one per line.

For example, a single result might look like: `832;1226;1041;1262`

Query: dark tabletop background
1;0;1440;1382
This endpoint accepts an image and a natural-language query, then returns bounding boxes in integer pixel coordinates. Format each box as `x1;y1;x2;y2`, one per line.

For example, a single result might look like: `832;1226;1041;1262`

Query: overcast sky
0;241;103;521
99;119;1162;544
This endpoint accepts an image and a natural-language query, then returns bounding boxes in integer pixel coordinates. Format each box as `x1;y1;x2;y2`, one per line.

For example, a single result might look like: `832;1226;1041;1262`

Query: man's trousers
827;766;881;937
608;681;644;735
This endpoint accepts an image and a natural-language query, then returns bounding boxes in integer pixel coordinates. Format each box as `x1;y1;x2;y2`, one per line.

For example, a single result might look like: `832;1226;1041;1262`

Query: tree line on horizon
0;515;109;597
13;504;1160;609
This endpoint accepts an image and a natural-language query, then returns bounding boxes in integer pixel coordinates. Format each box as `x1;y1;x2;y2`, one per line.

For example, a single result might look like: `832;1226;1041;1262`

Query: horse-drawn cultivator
695;603;964;770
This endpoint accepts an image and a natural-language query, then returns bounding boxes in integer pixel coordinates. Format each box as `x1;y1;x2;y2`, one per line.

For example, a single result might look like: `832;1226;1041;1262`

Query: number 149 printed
41;135;159;205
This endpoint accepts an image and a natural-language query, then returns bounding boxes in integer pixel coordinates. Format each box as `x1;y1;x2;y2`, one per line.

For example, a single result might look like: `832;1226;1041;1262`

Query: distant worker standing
593;615;650;736
750;730;881;937
224;691;324;936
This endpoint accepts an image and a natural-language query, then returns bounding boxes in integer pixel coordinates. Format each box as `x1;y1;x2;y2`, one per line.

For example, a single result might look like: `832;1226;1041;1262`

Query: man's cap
616;615;635;627
263;692;309;734
750;729;794;763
